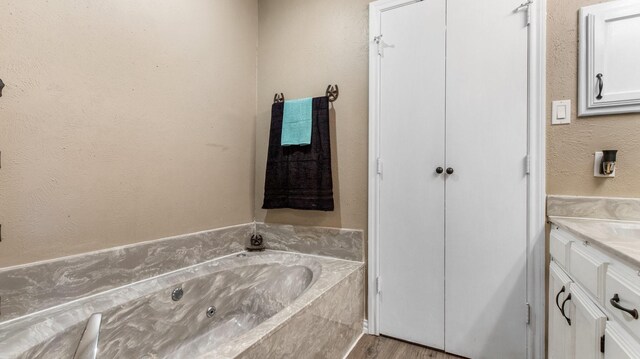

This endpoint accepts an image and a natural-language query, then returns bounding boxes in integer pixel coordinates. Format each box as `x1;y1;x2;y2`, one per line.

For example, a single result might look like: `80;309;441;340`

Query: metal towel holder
273;84;339;104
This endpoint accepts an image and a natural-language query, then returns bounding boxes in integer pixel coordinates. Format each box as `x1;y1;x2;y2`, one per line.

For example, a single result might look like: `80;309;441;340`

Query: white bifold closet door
378;0;446;349
376;0;528;357
444;0;528;358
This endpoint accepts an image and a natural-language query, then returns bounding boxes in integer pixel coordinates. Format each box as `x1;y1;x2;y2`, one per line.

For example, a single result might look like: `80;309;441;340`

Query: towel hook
273;93;285;104
326;84;339;102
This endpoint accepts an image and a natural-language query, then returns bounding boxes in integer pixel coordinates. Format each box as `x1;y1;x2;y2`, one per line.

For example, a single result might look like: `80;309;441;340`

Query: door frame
366;1;547;358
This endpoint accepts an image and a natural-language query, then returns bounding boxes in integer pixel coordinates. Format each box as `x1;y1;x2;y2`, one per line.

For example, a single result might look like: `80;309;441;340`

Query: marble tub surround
549;216;640;268
232;267;365;359
547;195;640;221
256;222;364;262
0;251;363;359
0;223;252;323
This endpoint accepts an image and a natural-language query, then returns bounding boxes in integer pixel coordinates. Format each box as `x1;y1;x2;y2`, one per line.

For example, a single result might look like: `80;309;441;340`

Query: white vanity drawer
605;322;640;359
605;267;640;339
569;242;608;302
551;228;574;268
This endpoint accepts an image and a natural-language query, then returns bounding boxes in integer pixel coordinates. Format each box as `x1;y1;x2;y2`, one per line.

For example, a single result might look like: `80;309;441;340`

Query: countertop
549;216;640;268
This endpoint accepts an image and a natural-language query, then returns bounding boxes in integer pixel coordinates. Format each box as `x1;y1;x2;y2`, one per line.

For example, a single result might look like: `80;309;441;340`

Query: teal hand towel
281;97;313;146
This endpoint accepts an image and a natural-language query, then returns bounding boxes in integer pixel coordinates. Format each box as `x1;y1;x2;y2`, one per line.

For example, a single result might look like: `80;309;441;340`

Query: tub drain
171;287;184;301
206;306;217;318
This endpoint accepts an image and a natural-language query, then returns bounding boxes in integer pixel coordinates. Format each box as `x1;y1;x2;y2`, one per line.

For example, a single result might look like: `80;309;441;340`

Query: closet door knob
436;167;444;174
446;167;454;175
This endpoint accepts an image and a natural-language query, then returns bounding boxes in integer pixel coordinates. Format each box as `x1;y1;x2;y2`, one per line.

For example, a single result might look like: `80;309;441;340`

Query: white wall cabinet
549;226;640;359
579;0;640;116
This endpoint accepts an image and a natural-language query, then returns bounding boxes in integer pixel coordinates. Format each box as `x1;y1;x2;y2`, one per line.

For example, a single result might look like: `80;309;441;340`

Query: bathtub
0;251;364;358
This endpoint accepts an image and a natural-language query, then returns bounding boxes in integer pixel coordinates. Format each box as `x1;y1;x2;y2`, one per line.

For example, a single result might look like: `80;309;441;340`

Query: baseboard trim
342;332;365;359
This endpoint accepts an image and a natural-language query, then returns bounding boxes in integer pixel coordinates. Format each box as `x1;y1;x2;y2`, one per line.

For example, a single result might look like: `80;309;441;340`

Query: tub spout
73;313;102;359
247;234;265;251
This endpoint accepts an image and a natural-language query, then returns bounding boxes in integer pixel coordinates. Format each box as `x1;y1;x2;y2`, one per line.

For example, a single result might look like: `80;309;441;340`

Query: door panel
444;0;529;357
605;322;640;359
569;242;608;302
571;283;607;359
593;4;640;105
549;262;575;359
378;0;446;349
605;267;640;338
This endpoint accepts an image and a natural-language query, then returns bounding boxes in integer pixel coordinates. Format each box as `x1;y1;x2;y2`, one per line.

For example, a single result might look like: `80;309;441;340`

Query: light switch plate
594;151;615;177
552;100;571;125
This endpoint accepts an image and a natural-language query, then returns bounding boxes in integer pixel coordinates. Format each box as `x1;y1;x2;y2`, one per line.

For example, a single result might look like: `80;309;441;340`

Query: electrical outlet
594;151;615;177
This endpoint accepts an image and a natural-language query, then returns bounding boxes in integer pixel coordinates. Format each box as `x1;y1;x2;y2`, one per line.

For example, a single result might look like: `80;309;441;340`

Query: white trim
526;1;546;358
367;2;547;359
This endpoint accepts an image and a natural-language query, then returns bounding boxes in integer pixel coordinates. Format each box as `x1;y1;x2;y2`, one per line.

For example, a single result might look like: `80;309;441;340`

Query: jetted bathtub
0;251;364;358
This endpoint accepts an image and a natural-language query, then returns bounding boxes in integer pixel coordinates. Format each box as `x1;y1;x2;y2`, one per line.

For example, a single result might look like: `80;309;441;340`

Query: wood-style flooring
346;335;466;359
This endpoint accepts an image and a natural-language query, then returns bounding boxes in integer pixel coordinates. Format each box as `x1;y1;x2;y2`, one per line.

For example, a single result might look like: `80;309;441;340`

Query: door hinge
525;303;531;324
517;0;533;26
374;35;383;56
601;335;605;353
376;276;382;294
377;157;383;175
526;154;531;175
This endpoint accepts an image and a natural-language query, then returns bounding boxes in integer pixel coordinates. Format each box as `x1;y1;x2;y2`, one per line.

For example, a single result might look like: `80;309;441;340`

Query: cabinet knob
561;294;572;326
555;286;565;312
446;167;454;175
436;167;444;174
610;293;639;319
596;73;604;100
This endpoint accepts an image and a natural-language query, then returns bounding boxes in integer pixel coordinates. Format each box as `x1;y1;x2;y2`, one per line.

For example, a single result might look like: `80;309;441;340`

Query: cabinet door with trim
570;283;607;359
550;262;575;359
604;322;640;359
579;1;640;116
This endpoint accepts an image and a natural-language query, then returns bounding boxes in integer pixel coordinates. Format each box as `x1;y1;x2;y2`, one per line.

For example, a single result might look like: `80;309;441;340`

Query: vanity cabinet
550;226;640;359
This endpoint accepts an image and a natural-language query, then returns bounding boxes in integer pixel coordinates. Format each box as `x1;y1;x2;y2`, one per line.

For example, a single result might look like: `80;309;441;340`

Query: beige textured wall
255;0;370;231
547;0;640;197
0;0;258;267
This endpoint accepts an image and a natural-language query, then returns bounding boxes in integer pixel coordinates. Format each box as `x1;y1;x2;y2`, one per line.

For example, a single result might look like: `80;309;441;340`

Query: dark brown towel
262;96;334;211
